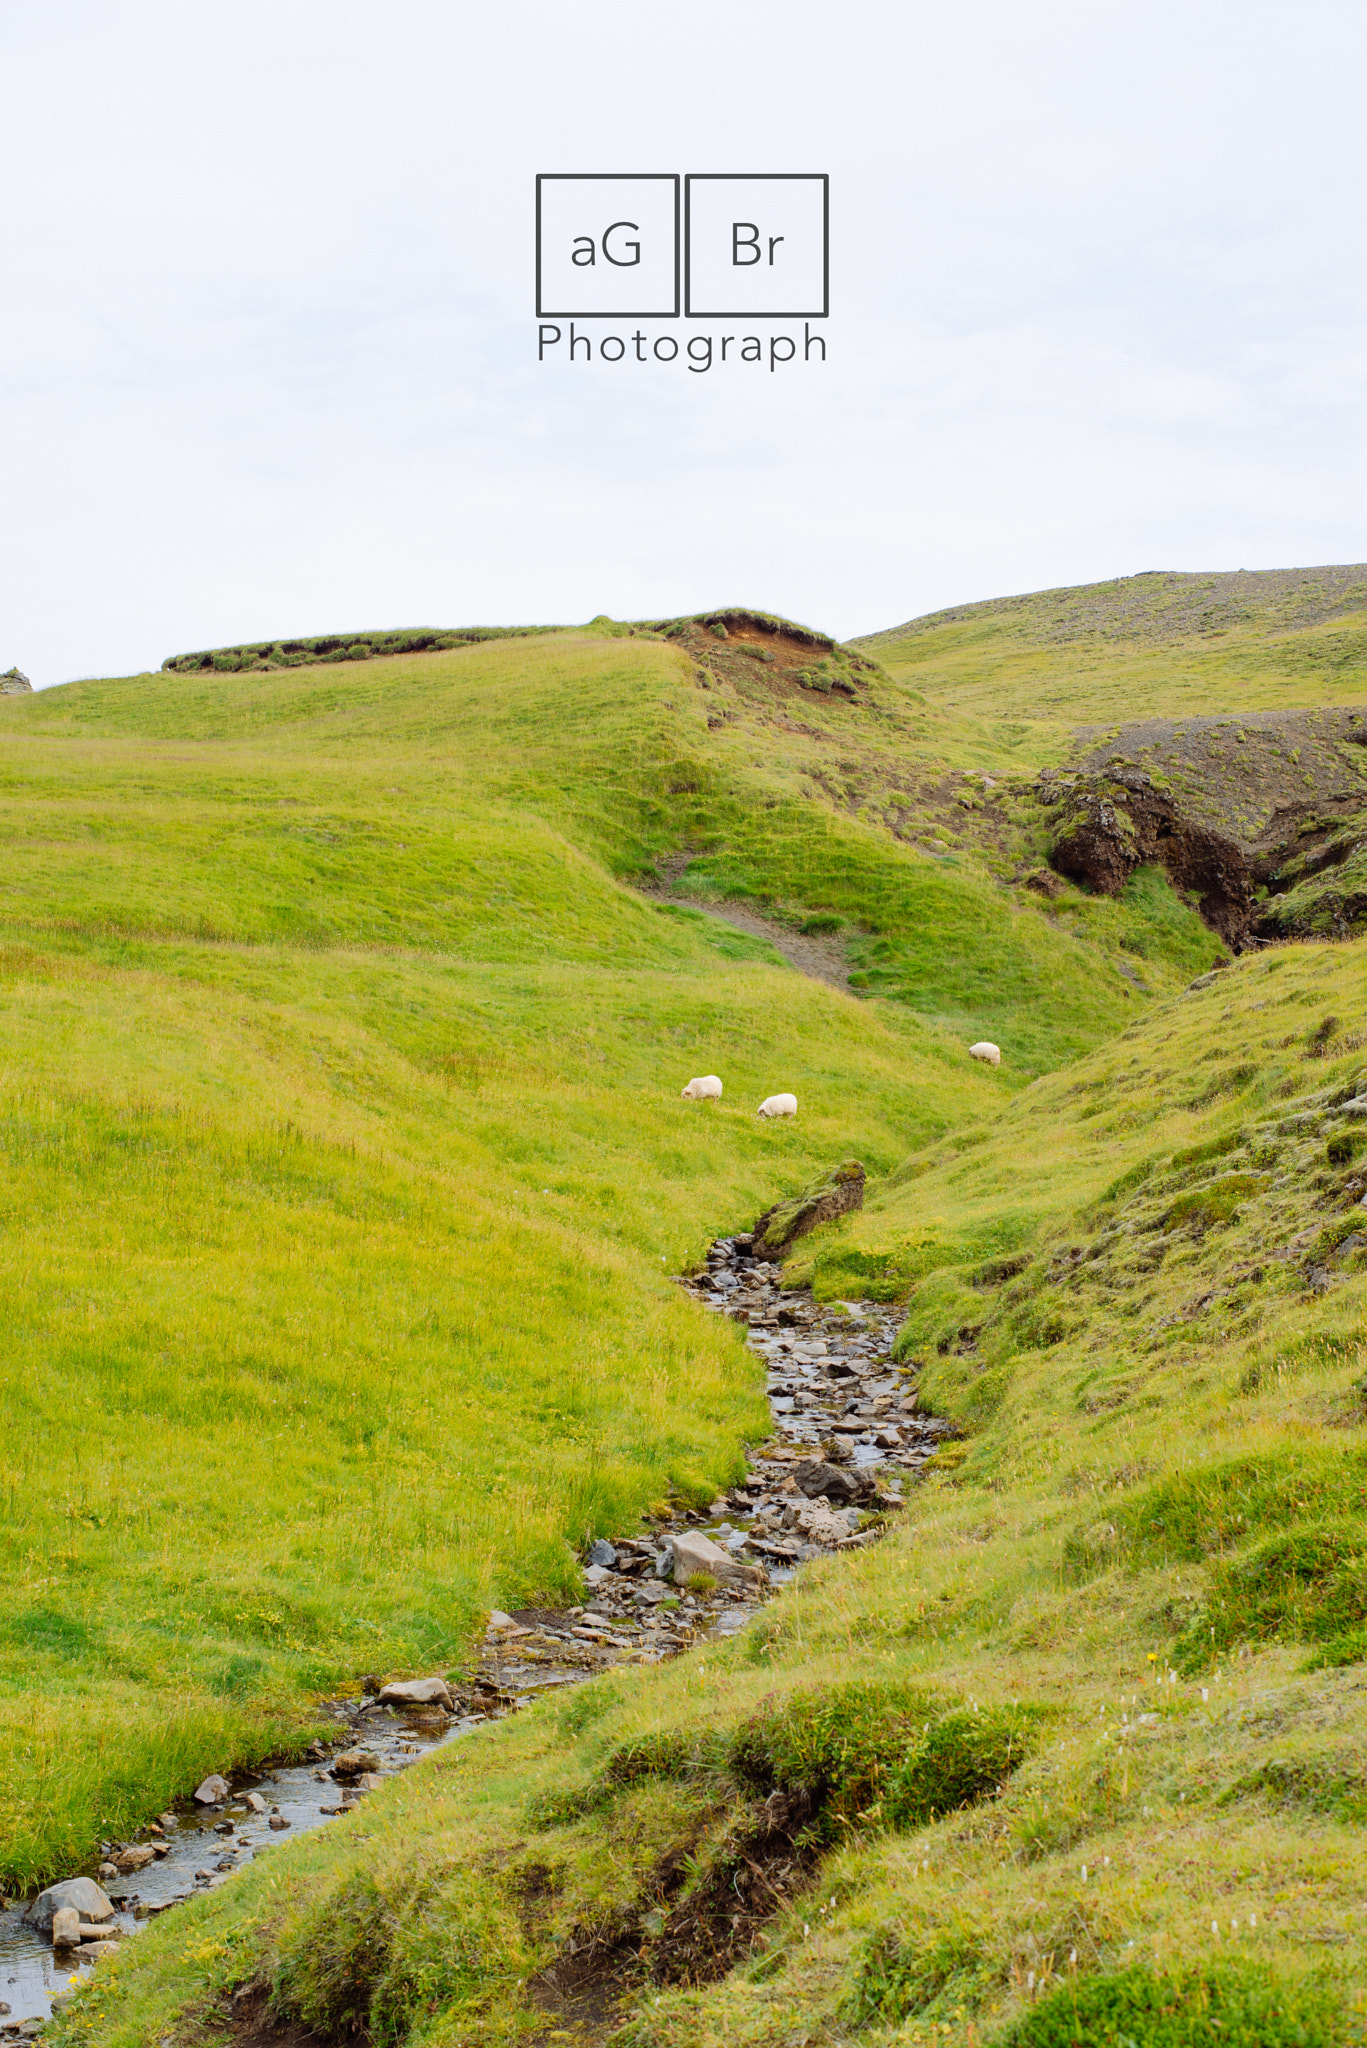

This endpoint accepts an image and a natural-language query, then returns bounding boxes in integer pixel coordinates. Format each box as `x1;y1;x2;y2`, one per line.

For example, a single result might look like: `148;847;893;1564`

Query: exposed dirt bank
1042;703;1367;945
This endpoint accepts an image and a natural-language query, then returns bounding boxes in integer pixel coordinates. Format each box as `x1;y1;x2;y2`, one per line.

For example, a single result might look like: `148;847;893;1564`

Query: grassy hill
59;942;1367;2048
3;620;1211;1886
854;564;1367;738
10;579;1367;2045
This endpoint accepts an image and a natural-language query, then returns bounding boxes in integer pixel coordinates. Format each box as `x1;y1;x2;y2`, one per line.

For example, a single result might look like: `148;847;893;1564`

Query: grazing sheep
969;1041;1001;1066
757;1093;798;1118
680;1075;724;1101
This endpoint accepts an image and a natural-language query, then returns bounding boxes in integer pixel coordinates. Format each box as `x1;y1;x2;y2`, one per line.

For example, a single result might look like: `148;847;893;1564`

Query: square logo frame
684;174;829;319
535;174;680;319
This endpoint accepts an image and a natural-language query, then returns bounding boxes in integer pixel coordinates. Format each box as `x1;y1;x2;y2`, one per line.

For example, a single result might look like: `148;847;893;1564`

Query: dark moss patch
4;1607;98;1658
162;625;556;674
1175;1520;1367;1672
727;1680;948;1837
885;1706;1045;1827
995;1961;1348;2047
846;1924;992;2026
1094;1449;1367;1573
1163;1173;1264;1232
1219;1752;1367;1824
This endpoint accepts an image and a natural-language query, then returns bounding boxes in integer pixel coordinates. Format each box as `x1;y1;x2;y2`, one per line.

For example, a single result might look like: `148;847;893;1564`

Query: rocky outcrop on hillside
752;1160;866;1258
1;666;32;693
1048;771;1252;945
1042;703;1367;944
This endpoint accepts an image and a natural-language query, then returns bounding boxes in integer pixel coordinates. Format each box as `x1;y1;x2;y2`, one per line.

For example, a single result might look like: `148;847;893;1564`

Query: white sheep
969;1041;1001;1066
680;1075;723;1101
757;1093;798;1118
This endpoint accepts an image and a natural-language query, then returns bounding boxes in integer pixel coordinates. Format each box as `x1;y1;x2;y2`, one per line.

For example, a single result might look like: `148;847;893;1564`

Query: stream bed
2;1231;944;2037
0;1702;483;2031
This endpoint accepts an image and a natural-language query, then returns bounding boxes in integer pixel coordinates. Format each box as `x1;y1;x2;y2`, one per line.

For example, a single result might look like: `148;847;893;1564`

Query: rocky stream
1;1228;951;2038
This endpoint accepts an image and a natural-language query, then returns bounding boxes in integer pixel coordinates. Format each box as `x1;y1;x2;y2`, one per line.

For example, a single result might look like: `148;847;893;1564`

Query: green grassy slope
4;623;1109;1883
853;566;1367;769
20;583;1367;2044
64;938;1367;2048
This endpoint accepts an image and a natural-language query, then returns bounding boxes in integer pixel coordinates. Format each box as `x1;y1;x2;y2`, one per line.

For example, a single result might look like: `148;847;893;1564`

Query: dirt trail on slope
638;858;853;990
654;895;852;989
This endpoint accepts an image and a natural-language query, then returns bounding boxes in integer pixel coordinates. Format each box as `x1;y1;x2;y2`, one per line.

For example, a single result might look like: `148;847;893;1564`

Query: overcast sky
3;0;1366;685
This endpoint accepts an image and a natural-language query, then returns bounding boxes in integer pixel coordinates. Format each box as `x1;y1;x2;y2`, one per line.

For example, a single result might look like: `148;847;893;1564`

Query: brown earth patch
648;1789;818;1986
526;1931;642;2045
1048;774;1252;945
1043;703;1367;945
661;610;877;705
523;1793;815;2041
639;884;854;990
220;1984;349;2044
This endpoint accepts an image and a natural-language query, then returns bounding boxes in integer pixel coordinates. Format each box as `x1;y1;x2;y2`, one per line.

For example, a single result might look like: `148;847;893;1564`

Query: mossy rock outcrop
752;1159;865;1259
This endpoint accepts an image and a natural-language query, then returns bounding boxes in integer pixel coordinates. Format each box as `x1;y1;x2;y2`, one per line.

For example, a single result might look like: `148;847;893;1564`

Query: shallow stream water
2;1243;931;2035
0;1704;477;2030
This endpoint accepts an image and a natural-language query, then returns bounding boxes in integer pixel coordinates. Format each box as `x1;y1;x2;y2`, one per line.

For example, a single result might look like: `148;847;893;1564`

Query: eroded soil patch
641;879;854;989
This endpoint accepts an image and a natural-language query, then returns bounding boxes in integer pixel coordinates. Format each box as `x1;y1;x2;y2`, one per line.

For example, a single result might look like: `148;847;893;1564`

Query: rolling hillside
9;574;1367;2047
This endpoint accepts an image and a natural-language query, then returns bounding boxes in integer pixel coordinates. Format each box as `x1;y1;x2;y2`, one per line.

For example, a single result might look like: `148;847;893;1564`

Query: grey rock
0;667;31;695
23;1876;115;1932
113;1843;156;1873
193;1774;229;1804
634;1579;674;1603
377;1675;454;1710
52;1908;82;1948
667;1529;764;1590
332;1748;382;1776
792;1458;876;1505
588;1539;618;1568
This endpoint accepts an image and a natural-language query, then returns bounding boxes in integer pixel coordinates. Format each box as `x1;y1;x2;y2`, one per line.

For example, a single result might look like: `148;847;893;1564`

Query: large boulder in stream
666;1530;764;1591
752;1160;865;1259
378;1675;454;1710
23;1877;114;1932
793;1458;876;1505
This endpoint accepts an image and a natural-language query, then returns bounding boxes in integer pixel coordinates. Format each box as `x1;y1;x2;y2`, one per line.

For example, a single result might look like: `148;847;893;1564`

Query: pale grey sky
3;0;1365;684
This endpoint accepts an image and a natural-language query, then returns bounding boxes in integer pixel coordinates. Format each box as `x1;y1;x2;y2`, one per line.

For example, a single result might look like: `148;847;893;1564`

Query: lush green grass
10;629;1219;1084
0;933;994;1883
5;630;1057;1884
854;588;1367;764
19;608;1367;2044
52;937;1367;2048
